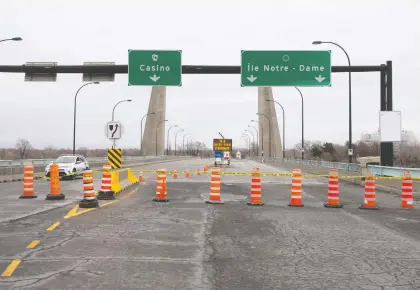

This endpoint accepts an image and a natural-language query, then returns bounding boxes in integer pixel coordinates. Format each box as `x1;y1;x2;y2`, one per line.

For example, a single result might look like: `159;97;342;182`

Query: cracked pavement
0;158;420;289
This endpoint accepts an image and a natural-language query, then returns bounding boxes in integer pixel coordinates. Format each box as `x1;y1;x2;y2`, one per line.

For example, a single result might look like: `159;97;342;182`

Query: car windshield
54;156;76;164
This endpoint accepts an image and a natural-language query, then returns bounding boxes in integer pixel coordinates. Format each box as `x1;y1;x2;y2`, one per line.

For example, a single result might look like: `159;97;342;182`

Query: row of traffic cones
138;165;211;182
288;168;414;209
153;167;264;205
19;164;65;200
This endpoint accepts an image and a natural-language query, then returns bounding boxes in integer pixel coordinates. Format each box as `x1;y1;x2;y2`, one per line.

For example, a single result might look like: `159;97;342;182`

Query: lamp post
182;133;191;155
256;113;271;157
248;125;259;157
242;134;251;156
155;119;168;156
0;37;22;43
266;100;286;158
166;125;178;155
140;112;155;156
241;136;249;155
174;128;184;156
187;136;193;155
72;82;100;154
294;87;305;160
313;40;353;163
245;130;255;156
111;99;132;148
251;120;264;157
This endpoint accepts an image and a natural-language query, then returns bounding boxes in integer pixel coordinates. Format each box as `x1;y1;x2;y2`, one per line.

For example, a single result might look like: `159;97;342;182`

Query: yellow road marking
66;208;96;218
26;240;40;249
127;188;137;197
47;221;60;231
100;200;119;207
1;259;21;277
64;204;79;219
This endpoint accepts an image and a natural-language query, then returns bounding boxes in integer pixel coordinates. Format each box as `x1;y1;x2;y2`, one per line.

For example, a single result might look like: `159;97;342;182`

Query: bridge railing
264;157;361;172
251;157;420;177
367;165;420;178
0;155;188;167
0;155;192;178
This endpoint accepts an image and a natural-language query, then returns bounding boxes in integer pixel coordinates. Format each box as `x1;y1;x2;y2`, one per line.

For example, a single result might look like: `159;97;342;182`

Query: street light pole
155;119;168;156
266;100;286;158
313;40;352;163
251;120;264;157
245;130;255;156
174;129;184;156
111;99;132;149
248;125;259;157
166;125;178;155
241;134;251;156
257;113;271;157
182;133;191;155
187;136;193;155
140;112;155;156
294;87;305;160
72;82;100;154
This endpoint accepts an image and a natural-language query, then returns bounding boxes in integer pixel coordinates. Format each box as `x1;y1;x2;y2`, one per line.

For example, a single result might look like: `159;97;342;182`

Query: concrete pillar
258;87;282;158
142;86;166;156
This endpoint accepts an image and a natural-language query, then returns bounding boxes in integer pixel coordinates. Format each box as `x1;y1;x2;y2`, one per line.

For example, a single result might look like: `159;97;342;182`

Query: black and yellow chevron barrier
108;148;122;169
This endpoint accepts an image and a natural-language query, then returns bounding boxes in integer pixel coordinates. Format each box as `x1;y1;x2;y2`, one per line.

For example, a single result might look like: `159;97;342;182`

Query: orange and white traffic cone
206;167;224;204
19;164;37;199
359;173;378;209
46;163;65;200
324;169;343;208
173;169;178;179
79;170;99;208
153;169;168;202
185;169;191;178
197;168;201;176
247;167;264;206
401;170;414;209
204;165;208;172
139;170;144;182
288;169;303;207
97;162;115;200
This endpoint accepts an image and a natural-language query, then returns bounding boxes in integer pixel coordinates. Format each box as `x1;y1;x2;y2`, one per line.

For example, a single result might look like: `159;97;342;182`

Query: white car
45;154;89;179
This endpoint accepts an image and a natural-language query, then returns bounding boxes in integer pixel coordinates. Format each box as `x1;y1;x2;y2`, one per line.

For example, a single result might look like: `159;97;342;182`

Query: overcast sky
1;0;419;150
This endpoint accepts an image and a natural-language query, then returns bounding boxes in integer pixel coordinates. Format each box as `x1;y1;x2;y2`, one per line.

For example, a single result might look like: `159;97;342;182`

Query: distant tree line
0;139;211;160
286;140;420;168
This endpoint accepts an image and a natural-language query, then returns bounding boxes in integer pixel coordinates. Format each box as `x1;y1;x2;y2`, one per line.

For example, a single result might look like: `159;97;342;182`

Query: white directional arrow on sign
150;75;160;82
247;75;257;83
315;75;325;83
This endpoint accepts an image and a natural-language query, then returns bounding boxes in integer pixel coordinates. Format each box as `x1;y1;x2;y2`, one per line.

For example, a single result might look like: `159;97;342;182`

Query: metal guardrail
0;155;193;178
367;165;420;178
0;156;185;167
263;157;361;172
256;157;420;178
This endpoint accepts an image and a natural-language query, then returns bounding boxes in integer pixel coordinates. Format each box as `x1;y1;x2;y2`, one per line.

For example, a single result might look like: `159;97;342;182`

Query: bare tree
15;139;33;159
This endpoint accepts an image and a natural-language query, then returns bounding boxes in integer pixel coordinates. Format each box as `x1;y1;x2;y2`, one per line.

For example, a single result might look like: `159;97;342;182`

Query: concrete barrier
111;168;139;194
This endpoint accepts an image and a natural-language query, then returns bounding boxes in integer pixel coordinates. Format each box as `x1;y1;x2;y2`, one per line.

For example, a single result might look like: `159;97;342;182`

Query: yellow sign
213;139;232;151
108;148;122;169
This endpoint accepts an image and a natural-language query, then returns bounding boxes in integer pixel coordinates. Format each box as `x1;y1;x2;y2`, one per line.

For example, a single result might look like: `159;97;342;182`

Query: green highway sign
241;50;331;87
128;50;182;86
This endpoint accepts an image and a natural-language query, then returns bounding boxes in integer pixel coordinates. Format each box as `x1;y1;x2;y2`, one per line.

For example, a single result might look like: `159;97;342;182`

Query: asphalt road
0;158;419;289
